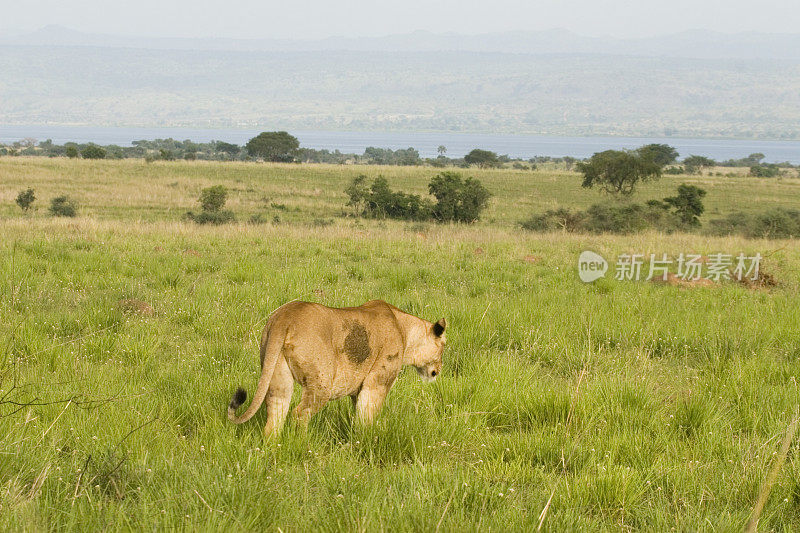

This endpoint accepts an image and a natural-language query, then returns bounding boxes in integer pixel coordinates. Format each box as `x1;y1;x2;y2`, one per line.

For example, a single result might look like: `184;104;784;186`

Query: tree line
2;134;795;175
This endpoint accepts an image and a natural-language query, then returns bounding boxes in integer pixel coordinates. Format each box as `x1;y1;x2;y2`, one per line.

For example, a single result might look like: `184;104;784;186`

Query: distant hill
3;25;800;60
1;27;799;138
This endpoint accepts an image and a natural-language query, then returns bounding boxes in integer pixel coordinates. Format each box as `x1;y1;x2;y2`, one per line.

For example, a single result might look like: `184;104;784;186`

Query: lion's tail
227;326;286;424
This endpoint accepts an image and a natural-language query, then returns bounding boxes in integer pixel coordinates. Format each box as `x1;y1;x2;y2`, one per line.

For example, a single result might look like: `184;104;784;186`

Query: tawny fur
227;300;446;436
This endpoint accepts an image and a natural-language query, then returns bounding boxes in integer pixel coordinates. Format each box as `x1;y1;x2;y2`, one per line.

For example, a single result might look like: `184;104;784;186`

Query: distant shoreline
2;126;799;163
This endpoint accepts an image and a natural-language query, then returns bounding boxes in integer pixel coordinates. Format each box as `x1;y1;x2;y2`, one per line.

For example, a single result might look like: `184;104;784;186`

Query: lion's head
413;318;446;382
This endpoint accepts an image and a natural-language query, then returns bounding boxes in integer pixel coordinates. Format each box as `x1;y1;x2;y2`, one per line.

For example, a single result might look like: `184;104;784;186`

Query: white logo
578;251;608;283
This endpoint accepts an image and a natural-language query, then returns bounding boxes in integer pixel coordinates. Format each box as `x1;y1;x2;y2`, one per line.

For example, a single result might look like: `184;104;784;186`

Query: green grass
2;158;800;530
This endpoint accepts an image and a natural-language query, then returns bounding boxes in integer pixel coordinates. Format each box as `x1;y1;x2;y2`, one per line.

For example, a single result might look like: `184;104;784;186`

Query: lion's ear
432;318;447;337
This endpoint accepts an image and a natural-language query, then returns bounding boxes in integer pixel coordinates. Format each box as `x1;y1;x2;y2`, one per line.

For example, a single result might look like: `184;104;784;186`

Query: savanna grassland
1;157;800;531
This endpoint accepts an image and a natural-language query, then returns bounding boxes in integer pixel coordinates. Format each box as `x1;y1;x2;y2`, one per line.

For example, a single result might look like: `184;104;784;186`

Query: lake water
1;125;798;164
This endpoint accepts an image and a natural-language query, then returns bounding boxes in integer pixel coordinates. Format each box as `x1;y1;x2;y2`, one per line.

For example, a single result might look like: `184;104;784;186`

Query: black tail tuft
229;388;247;410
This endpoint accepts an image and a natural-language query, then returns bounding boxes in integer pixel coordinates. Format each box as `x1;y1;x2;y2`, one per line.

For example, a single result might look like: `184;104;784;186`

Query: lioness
228;299;446;435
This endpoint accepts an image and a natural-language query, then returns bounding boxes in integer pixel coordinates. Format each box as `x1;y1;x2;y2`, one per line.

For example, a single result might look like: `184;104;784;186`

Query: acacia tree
464;149;500;168
683;155;716;174
636;144;678;166
664;184;707;226
577;150;662;196
215;141;240;157
245;131;300;162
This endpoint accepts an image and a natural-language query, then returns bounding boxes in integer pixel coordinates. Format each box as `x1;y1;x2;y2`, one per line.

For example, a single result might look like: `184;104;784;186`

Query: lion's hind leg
292;385;330;430
263;356;293;438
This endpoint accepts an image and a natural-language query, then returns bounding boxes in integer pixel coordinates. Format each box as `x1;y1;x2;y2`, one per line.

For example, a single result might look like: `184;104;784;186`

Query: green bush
65;145;79;158
15;188;36;212
187;185;235;224
520;208;585;232
186;210;235;225
49;196;78;217
521;202;681;234
199;185;228;213
584;203;680;234
750;164;781;178
664;166;684;175
428;171;492;223
345;173;491;223
346;175;432;221
81;145;106;159
709;209;800;239
682;155;716;174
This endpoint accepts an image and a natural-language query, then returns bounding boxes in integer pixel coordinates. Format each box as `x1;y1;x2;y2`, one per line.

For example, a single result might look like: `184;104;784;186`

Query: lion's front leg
354;385;389;425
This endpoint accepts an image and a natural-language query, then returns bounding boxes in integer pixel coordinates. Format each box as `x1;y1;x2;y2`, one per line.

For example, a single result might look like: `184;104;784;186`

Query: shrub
345;172;491;223
521;202;681;234
345;175;432;221
15;188;35;212
750;164;781;178
369;177;431;220
186;210;235;225
750;209;800;238
65;145;79;158
428;171;492;223
199;185;228;213
187;185;235;224
81;144;106;159
583;203;651;234
520;208;585;232
708;209;800;239
49;196;78;217
248;213;267;224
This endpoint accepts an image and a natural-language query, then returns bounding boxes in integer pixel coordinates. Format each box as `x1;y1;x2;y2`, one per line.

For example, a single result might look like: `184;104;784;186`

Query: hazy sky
3;0;798;39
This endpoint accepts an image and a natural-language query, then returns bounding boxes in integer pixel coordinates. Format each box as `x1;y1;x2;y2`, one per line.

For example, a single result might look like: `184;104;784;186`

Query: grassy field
2;158;800;530
1;157;800;225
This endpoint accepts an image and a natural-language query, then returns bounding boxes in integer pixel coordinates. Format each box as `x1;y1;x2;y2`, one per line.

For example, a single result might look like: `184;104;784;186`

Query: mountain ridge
2;25;799;60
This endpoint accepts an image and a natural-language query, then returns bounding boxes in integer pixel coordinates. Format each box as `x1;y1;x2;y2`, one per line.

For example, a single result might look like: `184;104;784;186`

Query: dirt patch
183;249;201;257
474;247;484;256
651;268;779;290
734;269;778;289
118;299;154;316
523;255;541;264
